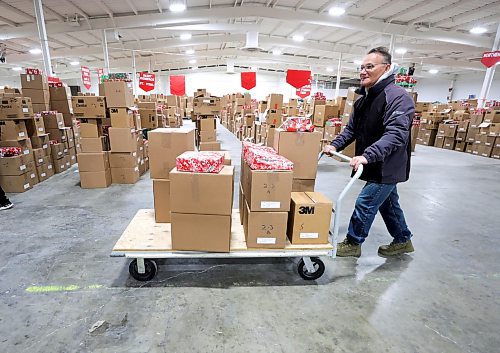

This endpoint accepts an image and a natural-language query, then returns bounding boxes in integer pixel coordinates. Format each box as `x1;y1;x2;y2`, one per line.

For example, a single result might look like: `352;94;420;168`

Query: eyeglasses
359;63;389;72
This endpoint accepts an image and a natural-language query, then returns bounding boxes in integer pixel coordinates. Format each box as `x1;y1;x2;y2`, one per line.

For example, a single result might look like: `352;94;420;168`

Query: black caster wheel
297;257;325;280
129;259;158;281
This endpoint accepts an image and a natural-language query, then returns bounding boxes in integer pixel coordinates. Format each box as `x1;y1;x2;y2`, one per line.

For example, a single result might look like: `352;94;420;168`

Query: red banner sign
81;66;91;90
241;71;256;90
170;75;186;96
286;69;311;89
97;68;104;83
47;76;60;84
139;72;155;92
296;76;312;98
481;51;500;68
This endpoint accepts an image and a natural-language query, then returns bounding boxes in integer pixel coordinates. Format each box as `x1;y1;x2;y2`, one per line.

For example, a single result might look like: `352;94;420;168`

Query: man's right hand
323;145;337;156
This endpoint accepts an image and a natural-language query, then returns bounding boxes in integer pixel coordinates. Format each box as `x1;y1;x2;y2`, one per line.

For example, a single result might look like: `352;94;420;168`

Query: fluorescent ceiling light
189;59;197;64
29;48;42;54
12;67;22;71
354;59;363;65
272;49;282;56
470;26;487;34
328;7;345;16
185;49;195;55
292;34;304;42
395;48;407;55
169;1;186;12
180;33;192;40
251;66;258;71
192;66;198;70
326;67;334;72
70;61;80;66
428;69;439;74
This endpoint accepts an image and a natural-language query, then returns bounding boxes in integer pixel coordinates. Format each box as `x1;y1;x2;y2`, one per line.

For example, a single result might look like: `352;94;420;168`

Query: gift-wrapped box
176;151;225;173
282;117;315;132
0;147;22;157
242;142;293;171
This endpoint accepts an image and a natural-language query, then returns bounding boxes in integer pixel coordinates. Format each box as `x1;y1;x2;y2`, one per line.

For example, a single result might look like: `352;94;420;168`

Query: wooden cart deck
111;209;333;257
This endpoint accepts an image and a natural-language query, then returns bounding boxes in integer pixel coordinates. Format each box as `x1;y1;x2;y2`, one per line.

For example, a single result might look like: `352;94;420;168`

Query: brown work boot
336;238;361;258
378;240;414;257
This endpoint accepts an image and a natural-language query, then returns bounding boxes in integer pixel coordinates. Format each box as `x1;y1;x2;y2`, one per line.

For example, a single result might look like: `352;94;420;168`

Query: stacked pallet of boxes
20;73;50;113
171;151;234;251
286;99;299;116
453;110;470;152
149;128;195;223
27;113;54;182
263;94;283;147
240;143;293;248
417;110;450;147
137;101;159;130
165;95;181;128
434;121;458;150
337;88;360;157
473;110;500;158
194;92;222;151
312;101;340;153
105;81;142;184
465;110;484;153
73;93;111;188
0;95;40;192
41;111;72;174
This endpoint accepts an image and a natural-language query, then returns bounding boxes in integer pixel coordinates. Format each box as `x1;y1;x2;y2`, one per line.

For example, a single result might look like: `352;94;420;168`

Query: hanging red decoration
286;69;311;89
241;72;256;90
139;72;155;92
170;75;186;96
296;76;312;98
481;51;500;68
81;66;91;90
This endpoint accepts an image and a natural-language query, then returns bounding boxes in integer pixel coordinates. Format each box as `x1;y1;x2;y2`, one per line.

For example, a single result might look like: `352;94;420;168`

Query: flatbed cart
110;152;363;281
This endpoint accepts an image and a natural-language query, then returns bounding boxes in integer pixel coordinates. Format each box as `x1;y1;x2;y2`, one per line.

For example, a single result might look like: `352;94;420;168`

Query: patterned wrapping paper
0;147;22;157
325;118;342;127
242;142;293;171
176;151;225;173
281;117;315;132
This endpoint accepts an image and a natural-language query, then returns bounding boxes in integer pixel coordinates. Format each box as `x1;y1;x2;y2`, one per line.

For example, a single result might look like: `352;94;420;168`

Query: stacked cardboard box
41;112;72;173
273;129;322;192
434;122;457;150
171;160;234;252
342;88;360;124
49;86;73;126
416;111;450;146
240;154;293;249
149;128;195;223
197;117;220;150
21;74;50;113
313;104;340;128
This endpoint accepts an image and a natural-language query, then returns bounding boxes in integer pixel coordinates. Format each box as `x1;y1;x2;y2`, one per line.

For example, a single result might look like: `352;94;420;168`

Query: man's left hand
350;156;368;171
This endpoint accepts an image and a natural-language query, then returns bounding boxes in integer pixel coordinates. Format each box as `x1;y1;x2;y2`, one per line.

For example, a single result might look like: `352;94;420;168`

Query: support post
33;0;52;75
132;50;137;96
102;29;110;74
389;34;395;56
478;24;500;108
335;53;342;99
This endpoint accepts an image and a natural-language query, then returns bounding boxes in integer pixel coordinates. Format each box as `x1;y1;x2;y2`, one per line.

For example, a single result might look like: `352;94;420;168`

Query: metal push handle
319;151;364;250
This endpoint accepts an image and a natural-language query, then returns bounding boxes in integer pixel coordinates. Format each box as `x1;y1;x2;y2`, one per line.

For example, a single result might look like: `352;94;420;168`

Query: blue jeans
347;182;412;245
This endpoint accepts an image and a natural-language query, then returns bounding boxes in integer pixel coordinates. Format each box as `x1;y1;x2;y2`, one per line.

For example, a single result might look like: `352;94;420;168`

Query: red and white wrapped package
0;147;22;158
281;117;315;132
176;151;225;173
242;142;293;171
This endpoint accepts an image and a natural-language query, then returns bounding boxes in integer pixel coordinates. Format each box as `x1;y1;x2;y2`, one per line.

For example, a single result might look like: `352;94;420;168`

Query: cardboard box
469;113;484;128
171;213;231;252
454;141;467;152
71;96;106;118
0;120;28;141
36;162;54;182
491;146;500;159
109;108;136;128
31;103;50;113
484;110;500;123
54;155;69;173
193;97;221;115
79;119;103;138
479;144;493;157
170;166;234;216
50;99;73;115
51;143;66;160
33;149;47;166
108;128;138;152
0;173;32;193
153;179;171;223
42;112;65;129
287;192;333;244
223;151;231;165
149;128;196;179
69;147;77;165
199;130;216;142
443;137;455;150
139;110;158;129
243;166;293;212
80;169;112;188
273;129;322;179
49;86;71;101
45;128;68;143
199;141;221;151
198;118;216;131
22;88;50;104
103;81;133;108
244;200;287;249
438;123;458;138
266;110;282;126
292;179;315;192
111;166;140;184
313;105;339;127
80;136;108;153
0;154;30;175
0;97;34;119
25;116;46;137
268;94;283;110
419;129;437;146
21;74;49;90
109;151;140;168
434;135;445;148
466;127;480;143
30;134;50;152
25;162;39;186
77;152;110;172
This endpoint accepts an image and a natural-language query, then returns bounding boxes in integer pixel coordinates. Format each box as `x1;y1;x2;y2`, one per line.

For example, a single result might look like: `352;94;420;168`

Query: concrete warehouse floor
1;119;499;353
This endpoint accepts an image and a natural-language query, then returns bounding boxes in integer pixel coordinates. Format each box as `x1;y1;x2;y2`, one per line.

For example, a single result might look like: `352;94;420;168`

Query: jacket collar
356;74;395;97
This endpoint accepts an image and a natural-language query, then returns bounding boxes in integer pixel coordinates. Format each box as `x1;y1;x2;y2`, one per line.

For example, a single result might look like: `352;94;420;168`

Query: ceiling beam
448;13;500;31
410;0;473;25
124;0;139;15
294;0;306;11
317;0;336;14
0;16;18;27
0;0;35;21
154;0;163;13
363;0;396;20
386;0;436;23
432;1;500;27
0;6;493;48
43;6;66;22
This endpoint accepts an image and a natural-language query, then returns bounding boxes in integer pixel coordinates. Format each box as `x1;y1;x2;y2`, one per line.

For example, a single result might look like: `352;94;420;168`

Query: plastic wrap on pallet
176;151;225;173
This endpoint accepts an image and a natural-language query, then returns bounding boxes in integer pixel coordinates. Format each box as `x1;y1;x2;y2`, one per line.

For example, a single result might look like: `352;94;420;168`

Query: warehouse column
389;34;395;56
102;29;110;74
478;24;500;108
33;0;52;75
132;50;137;96
334;53;342;99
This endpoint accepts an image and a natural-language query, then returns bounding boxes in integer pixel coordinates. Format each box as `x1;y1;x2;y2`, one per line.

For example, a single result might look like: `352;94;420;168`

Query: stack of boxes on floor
20;73;50;113
165;95;182;128
193;89;222;151
312;99;340;153
263;94;283;147
417;109;450;147
74;92;111;188
336;88;359;157
137;101;160;130
0;94;40;192
42;111;73;174
471;110;500;158
171;152;234;251
150;128;195;223
105;81;143;184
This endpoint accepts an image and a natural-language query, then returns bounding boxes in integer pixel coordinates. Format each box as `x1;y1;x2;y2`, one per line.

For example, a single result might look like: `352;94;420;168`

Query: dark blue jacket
332;75;415;184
